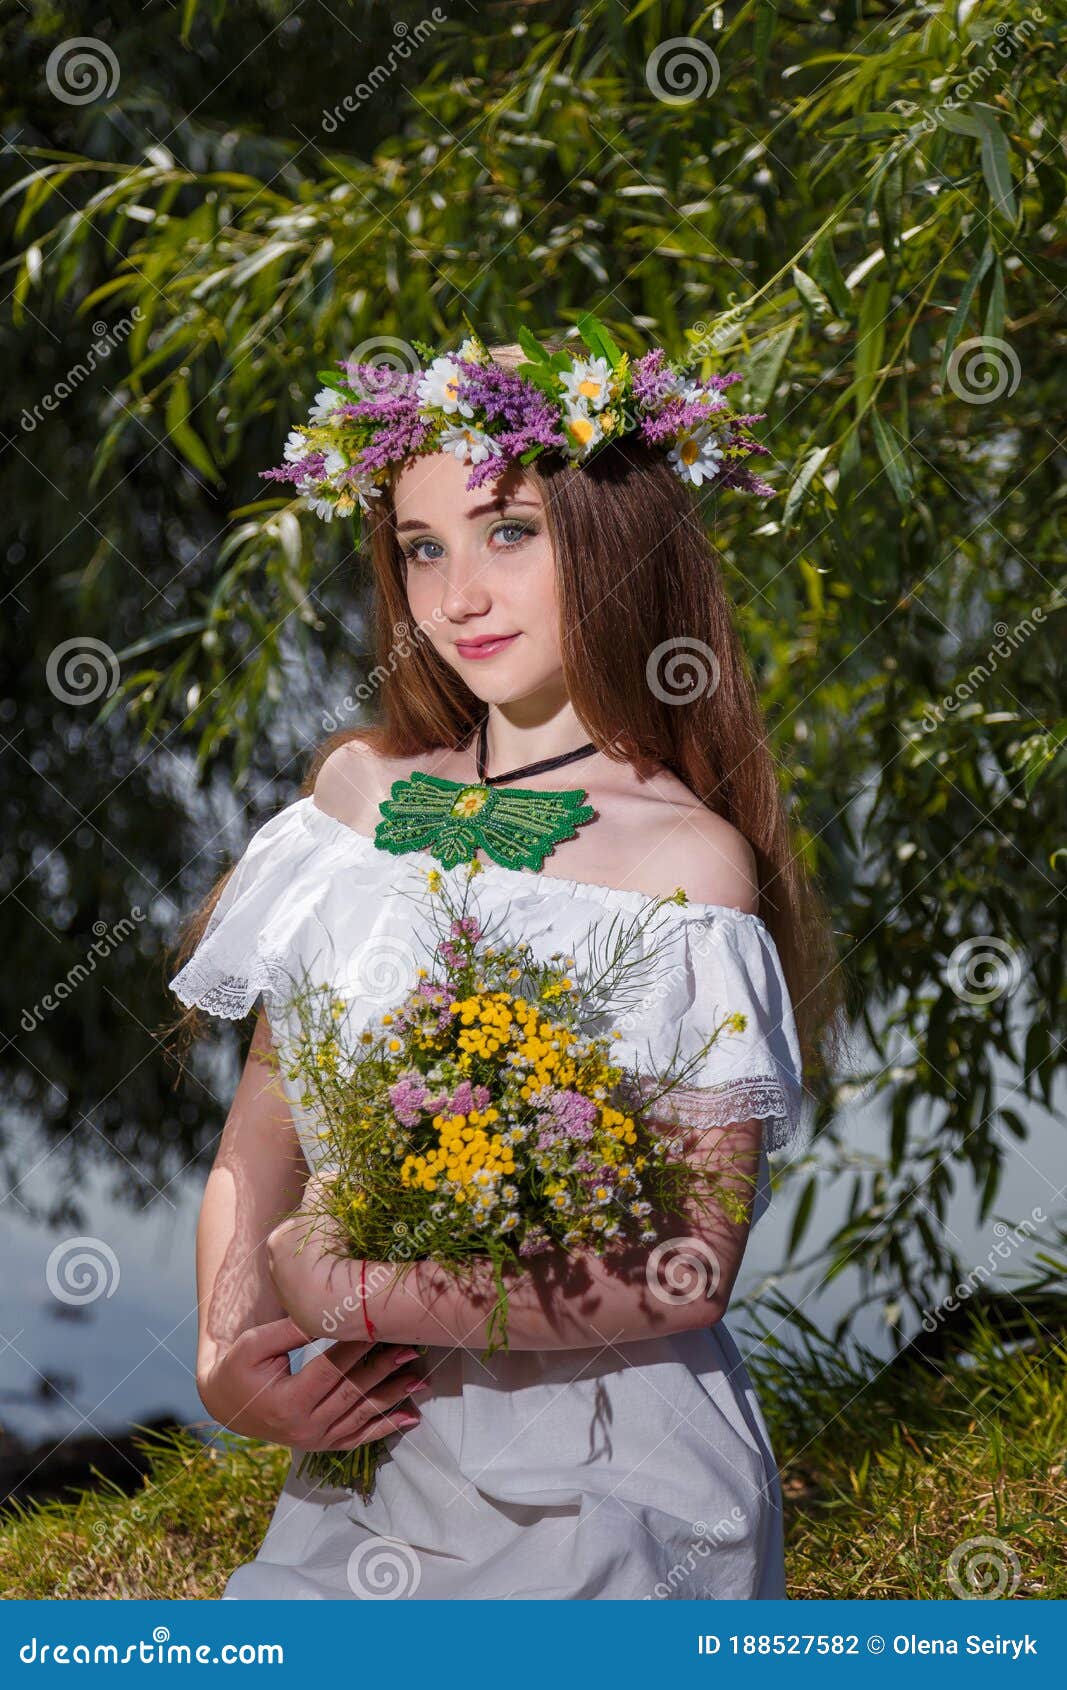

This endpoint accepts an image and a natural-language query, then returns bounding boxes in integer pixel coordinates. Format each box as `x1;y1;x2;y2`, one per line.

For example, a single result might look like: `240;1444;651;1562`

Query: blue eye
494;521;534;547
402;538;444;566
402;520;536;566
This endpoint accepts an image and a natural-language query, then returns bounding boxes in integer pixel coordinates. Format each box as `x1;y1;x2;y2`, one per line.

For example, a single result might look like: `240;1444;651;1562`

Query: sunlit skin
264;448;765;1354
396;450;583;752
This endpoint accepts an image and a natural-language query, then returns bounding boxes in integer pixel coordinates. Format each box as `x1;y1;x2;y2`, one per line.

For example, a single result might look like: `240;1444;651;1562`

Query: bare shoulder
652;803;760;913
607;765;759;912
311;737;401;835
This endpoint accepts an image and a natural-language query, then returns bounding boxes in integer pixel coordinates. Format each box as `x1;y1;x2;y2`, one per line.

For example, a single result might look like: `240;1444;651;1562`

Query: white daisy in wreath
562;404;606;459
438;422;502;467
417;356;474;418
309;386;344;424
559;355;614;413
668;425;725;487
679;376;727;413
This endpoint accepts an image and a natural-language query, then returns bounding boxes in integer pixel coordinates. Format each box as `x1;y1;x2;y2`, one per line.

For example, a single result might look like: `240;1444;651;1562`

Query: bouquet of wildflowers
273;863;751;1497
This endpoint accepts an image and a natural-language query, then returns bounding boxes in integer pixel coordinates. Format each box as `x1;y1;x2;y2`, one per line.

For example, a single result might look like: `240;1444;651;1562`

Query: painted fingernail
391;1348;419;1367
408;1379;431;1392
396;1412;420;1427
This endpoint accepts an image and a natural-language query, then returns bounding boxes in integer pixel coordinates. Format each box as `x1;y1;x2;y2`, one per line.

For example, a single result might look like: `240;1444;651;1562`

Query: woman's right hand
198;1316;429;1451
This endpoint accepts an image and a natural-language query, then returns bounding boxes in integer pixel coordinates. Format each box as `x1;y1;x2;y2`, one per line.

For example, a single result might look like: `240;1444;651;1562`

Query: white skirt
221;1320;786;1601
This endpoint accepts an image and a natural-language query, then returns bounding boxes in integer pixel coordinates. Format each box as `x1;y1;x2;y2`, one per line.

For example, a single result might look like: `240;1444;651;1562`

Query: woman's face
392;451;563;706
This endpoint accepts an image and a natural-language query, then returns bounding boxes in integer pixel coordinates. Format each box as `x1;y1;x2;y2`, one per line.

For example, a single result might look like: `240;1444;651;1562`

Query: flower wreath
262;312;775;523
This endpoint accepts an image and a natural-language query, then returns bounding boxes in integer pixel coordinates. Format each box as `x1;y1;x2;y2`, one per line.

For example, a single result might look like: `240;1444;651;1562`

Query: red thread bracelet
359;1257;377;1342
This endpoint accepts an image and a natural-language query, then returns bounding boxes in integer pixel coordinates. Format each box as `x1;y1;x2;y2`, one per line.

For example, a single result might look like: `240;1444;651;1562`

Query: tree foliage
3;0;1064;1328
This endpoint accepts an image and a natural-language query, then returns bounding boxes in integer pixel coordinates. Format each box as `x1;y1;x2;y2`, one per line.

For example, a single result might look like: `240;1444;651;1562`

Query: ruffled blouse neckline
298;796;769;930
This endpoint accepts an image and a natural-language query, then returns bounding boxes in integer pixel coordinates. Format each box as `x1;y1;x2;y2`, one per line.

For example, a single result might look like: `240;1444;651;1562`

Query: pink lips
454;632;520;660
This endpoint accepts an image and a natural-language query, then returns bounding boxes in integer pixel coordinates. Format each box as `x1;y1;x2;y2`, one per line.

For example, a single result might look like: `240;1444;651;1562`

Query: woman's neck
477;702;593;778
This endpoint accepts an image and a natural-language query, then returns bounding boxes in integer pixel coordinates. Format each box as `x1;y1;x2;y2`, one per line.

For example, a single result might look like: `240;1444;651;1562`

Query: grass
1;1306;1063;1599
753;1305;1067;1599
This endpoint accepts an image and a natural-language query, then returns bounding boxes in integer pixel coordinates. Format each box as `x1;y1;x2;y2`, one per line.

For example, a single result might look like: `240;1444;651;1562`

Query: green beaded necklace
374;718;598;873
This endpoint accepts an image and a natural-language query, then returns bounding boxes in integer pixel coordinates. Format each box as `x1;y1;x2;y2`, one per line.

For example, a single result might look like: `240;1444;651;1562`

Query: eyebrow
395;499;541;533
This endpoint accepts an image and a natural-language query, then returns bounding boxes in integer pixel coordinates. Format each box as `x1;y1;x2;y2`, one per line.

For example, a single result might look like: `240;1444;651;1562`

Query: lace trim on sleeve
635;1075;802;1152
169;948;295;1021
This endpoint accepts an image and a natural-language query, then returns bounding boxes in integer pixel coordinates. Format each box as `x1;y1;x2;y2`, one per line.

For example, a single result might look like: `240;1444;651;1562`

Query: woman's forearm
268;1202;749;1350
267;1117;762;1350
362;1232;732;1349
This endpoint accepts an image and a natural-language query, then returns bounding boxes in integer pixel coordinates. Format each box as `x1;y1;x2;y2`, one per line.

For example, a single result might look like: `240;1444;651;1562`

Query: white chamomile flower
678;376;726;412
283;428;310;464
559;356;614;413
309;387;343;424
417;356;474;418
457;336;489;365
438;423;502;467
354;479;382;513
322;447;348;479
668;427;725;488
304;491;340;522
562;404;605;459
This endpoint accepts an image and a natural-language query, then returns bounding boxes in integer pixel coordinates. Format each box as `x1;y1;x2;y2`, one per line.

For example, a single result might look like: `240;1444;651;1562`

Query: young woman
170;329;841;1600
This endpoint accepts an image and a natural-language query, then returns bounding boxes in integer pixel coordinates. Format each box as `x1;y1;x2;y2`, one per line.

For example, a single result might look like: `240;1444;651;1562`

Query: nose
436;551;493;623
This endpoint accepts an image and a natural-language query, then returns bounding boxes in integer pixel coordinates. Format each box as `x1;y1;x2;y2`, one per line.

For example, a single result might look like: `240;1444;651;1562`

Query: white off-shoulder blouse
170;794;805;1601
171;795;804;1154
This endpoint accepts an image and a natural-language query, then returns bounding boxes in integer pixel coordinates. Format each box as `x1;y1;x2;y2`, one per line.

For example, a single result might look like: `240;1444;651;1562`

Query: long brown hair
171;342;845;1087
